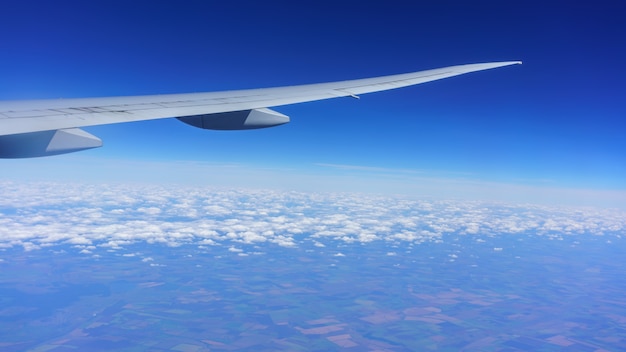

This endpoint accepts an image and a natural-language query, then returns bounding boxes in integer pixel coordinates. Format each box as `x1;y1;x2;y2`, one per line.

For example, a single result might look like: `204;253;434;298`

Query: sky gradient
1;1;624;206
1;3;626;350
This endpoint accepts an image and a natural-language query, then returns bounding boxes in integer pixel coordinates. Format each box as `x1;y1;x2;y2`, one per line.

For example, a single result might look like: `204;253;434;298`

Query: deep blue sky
1;1;624;203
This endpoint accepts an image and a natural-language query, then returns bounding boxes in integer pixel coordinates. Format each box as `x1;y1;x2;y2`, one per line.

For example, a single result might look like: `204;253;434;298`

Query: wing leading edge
0;61;521;158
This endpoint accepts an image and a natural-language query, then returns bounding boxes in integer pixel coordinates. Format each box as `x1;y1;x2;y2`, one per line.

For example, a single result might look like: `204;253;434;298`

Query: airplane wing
0;61;521;158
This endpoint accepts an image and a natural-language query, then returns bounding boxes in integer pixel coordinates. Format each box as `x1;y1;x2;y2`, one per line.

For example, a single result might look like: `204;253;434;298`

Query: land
0;233;624;351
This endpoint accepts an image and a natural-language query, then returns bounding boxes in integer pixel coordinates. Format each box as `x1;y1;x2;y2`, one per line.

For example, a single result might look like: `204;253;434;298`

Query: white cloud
0;181;623;255
137;207;162;215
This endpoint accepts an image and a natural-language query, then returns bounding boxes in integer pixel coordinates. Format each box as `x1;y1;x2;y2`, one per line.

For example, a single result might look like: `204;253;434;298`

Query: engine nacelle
177;108;289;130
0;128;102;158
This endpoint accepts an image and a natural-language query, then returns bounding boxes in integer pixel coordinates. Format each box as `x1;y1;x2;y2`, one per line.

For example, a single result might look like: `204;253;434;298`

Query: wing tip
492;60;523;67
447;61;522;75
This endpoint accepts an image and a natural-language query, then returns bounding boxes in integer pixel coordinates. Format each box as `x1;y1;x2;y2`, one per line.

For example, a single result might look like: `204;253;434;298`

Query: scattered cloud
0;181;624;254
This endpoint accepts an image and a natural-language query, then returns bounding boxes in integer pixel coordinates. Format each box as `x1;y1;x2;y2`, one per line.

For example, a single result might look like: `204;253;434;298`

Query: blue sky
1;1;624;206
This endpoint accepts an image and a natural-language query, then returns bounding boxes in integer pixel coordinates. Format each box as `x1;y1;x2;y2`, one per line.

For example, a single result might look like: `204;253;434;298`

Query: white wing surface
0;61;520;158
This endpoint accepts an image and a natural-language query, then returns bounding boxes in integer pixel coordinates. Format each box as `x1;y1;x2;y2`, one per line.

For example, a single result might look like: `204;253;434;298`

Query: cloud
137;207;162;215
0;181;624;254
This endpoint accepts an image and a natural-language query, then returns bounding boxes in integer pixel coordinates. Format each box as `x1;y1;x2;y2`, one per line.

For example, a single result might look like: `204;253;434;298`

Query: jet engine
0;128;102;158
177;108;289;130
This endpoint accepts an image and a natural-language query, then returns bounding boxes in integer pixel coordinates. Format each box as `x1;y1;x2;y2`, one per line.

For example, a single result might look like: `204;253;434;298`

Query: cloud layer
0;181;623;252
